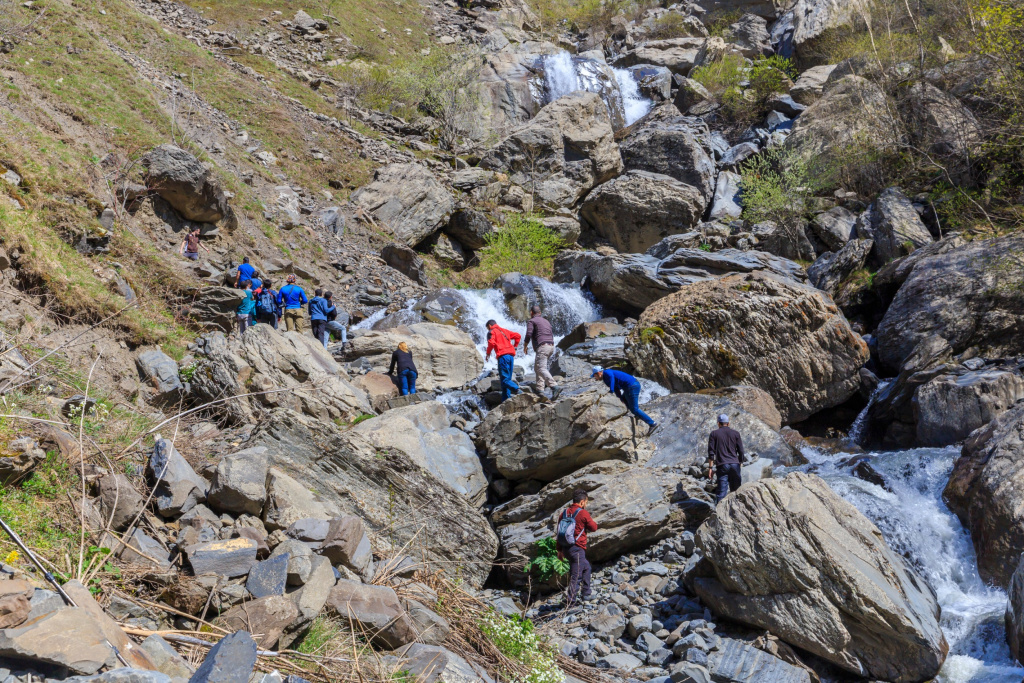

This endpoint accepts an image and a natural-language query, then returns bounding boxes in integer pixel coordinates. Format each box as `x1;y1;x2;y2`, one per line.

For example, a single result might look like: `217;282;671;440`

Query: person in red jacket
485;319;522;402
557;489;598;606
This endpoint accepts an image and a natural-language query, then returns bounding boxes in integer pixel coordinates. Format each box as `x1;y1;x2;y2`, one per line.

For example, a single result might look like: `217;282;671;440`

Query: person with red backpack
556;489;598;607
485;319;522;402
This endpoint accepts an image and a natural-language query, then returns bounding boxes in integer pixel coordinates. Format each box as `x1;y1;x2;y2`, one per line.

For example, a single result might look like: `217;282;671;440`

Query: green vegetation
704;8;745;37
691;55;796;124
479;610;564;683
638;326;665;345
525;537;569;582
469;214;564;286
648;13;697;39
296;615;345;656
739;147;823;229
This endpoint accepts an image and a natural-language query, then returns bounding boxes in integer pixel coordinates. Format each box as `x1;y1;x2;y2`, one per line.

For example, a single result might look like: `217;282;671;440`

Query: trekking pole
0;516;131;667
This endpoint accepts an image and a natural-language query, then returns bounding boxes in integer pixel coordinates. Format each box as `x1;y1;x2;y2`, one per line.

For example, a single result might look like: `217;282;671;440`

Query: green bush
739;147;823;231
690;54;745;98
693;55;795;124
525;536;569;582
475;214;564;282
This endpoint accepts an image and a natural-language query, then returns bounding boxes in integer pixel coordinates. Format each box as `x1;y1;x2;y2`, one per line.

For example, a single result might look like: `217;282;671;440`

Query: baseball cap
591;366;603;376
718;414;730;423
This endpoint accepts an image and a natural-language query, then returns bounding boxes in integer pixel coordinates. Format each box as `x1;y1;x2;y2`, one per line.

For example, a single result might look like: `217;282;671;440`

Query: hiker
309;288;332;348
276;274;308;332
556;489;598;607
234;256;257;288
591;366;658;436
388;341;417;395
236;279;257;336
324;291;348;344
254;279;280;329
707;414;744;503
179;227;208;261
525;305;558;397
485;320;521;402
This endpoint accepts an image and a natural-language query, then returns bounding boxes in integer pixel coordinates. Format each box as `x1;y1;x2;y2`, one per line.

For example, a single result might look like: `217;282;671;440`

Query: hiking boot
647;423;660;437
550;386;562;401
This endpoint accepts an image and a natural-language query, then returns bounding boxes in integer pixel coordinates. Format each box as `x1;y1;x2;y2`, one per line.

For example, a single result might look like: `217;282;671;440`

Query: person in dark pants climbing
485;320;521;402
556;489;598;607
591;366;658;436
707;414;744;503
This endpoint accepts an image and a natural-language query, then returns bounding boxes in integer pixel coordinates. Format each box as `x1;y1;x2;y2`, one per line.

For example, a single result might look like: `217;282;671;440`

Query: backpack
556;508;582;548
256;288;276;315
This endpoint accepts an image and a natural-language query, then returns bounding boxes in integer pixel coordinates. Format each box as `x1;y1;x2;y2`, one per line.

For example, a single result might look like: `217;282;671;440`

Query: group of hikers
230;257;348;347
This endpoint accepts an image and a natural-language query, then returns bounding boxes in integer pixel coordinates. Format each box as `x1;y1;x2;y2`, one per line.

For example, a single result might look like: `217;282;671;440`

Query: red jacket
486;325;521;359
561;504;598;550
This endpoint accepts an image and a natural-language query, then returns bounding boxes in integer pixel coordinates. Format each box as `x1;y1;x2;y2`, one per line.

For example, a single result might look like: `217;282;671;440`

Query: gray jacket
525;315;555;351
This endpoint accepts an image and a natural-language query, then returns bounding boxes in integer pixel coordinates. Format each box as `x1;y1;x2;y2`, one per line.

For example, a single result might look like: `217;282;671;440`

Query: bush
739;147;823;235
693;55;795;124
479;611;564;683
475;214;564;282
648;13;695;39
525;537;569;582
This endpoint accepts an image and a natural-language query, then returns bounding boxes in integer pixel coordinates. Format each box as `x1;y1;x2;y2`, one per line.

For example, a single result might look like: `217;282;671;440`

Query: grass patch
462;214;564;287
479;610;563;683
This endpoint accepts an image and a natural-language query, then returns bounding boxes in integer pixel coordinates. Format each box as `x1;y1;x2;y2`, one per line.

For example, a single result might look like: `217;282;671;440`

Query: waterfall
847;379;891;446
614;67;652;126
542;52;582;103
794;447;1024;682
540;50;652;128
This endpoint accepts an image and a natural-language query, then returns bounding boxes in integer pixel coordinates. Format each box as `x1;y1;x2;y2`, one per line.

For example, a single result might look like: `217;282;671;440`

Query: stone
1006;554;1024;662
750;221;816;262
263;468;338;532
629;612;653;638
695;472;947;681
636;562;669;576
320;516;375;581
144;145;233;224
629;64;673;101
188;630;258;683
398;644;487;683
709;171;742;221
709;638;810;683
286;518;331;543
669;662;710;683
580;171;706;253
95;473;146;532
64;671;171;683
433;232;467;269
148;438;209;518
326;579;418;649
381;243;427;285
208;447;269;516
673;78;712;114
590;603;627;639
347;323;483;392
281;555;336;648
863;187;934;266
724;13;772;57
0;437;46;485
916;368;1024;447
617;37;705;76
140;635;195;679
190;287;247;333
216;596;299;649
906;82;982;166
810;206;857;251
405;600;451;646
246;554;290;598
627;272;869;423
789;64;836;105
352;371;400;412
351;163;455;247
541;215;582;244
188;538;258;578
352;401;487;505
807;238;873;297
619;106;716;203
0;580;32;629
598;652;643;671
479;91;623;209
136;350;183;400
445;209;493;250
270;540;314;586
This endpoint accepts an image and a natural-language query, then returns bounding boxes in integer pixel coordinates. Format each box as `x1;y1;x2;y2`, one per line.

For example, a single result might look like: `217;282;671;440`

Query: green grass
296;615;345;655
464;214;564;287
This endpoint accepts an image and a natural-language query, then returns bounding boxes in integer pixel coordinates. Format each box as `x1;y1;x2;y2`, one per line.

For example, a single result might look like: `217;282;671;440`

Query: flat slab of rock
216;596;299;649
351;163;455;247
188;538;258;578
188;630;257;683
709;638;810;683
246;554;289;598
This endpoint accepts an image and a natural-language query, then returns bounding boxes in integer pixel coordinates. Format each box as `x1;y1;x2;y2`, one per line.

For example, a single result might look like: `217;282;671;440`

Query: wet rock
187;538;258;578
208;447;269;516
326;580;417;649
629;64;673;100
1006;554;1024;662
143;145;233;225
188;630;258;683
136;350;183;400
916;368;1024;447
351;163;455;247
148;438;209;518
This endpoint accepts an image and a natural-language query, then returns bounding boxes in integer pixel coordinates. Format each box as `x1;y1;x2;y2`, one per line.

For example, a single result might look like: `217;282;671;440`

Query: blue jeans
497;354;519;402
716;463;742;503
326;320;347;344
399;369;417;395
620;382;655;426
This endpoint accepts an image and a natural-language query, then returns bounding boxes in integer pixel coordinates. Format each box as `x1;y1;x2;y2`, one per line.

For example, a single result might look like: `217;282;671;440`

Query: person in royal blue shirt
592;366;658;436
234;257;257;288
308;288;333;348
276;274;308;332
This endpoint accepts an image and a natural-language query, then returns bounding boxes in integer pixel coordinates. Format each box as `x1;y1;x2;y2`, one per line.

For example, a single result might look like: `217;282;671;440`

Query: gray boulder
208;447;269;516
320;516;375;581
95;473;146;532
906;82;982;165
326;580;418;649
190;287;246;333
187;538;259;578
580;171;706;253
148;438;209;518
709;638;810;683
136;350;183;401
627;272;869;423
397;644;488;683
723;14;772;57
628;64;673;101
807;239;873;296
616;37;705;76
246;554;289;599
916;367;1024;447
695;472;948;681
347;323;483;392
216;596;299;649
445;209;493;250
618;106;716;203
188;630;257;683
709;171;742;221
143;145;233;225
863;188;934;266
381;243;427;285
789;64;837;105
1007;554;1024;662
262;468;340;532
351;163;455;247
810;206;857;251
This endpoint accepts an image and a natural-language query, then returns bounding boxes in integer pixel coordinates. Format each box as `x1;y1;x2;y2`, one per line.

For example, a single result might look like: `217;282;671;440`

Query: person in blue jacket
276;274;308;332
308;288;333;348
592;366;658;436
234;257;256;288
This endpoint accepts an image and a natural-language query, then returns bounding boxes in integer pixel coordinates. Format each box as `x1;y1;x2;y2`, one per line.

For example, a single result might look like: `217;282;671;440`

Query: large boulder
347;323;483;391
723;13;773;57
143;145;232;224
618;106;716;203
945;402;1024;587
789;64;837;105
189;287;246;333
352;402;488;505
615;37;706;75
553;239;806;314
626;272;869;423
136;350;183;401
381;244;427;285
874;235;1024;372
786;0;870;52
807;239;873;297
906;82;982;164
580;171;706;253
492;460;713;585
326;580;417;649
190;326;371;425
479;91;623;209
246;409;498;588
695;472;948;682
1007;555;1024;662
861;188;934;266
915;367;1024;447
351;163;456;247
810;206;857;251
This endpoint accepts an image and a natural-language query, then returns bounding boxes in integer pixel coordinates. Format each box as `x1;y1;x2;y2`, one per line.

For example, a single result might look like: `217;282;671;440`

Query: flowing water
541;50;651;127
794;446;1024;682
614;67;653;126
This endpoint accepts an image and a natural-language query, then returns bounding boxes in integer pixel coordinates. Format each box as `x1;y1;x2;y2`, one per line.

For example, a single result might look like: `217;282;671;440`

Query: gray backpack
557;508;582;547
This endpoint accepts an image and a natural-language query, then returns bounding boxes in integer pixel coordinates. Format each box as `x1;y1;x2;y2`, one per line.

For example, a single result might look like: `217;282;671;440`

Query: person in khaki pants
525;305;559;397
276;274;308;332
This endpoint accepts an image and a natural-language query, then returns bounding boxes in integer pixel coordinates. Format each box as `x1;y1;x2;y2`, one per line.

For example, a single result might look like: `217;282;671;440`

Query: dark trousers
399;369;417;395
497;354;520;401
257;311;278;329
620;383;655;426
311;319;328;347
566;545;591;605
716;463;743;503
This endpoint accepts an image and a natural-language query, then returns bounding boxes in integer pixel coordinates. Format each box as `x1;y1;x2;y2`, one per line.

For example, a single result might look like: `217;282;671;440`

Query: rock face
143;145;232;224
616;37;705;75
352;402;487;505
492;461;713;583
351;163;456;247
580;171;706;253
190;326;371;425
627;272;869;423
862;188;934;266
347;323;483;391
248;409;498;588
618;107;716;203
553;239;806;314
190;287;246;333
479;91;623;208
915;368;1024;447
1007;555;1024;662
906;82;982;162
695;472;948;682
875;235;1024;371
945;402;1024;587
807;239;873;296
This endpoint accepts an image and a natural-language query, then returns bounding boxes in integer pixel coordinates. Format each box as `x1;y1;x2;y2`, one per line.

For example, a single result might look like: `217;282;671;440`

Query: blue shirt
601;368;640;395
249;276;263;291
277;284;308;310
237;289;256;315
236;263;256;282
308;296;332;321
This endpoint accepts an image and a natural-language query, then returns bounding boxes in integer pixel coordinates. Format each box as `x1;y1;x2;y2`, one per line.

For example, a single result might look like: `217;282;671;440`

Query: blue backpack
556;508;582;547
256;288;276;315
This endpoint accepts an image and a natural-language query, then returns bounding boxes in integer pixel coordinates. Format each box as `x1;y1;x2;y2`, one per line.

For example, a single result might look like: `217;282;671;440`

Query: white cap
718;414;730;424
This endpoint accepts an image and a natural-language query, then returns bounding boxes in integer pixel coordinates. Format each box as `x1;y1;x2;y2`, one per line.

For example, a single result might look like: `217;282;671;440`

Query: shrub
740;147;823;236
475;214;564;282
648;13;695;39
704;8;745;37
690;54;745;99
479;610;564;683
525;536;569;582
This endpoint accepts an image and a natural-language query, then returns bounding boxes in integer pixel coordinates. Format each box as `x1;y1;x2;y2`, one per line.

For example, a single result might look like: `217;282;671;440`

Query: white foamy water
541;50;651;128
794;447;1024;683
543;51;582;103
614;67;652;126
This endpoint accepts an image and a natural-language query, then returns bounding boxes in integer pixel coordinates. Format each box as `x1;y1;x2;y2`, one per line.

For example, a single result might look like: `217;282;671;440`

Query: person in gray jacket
525;305;559;397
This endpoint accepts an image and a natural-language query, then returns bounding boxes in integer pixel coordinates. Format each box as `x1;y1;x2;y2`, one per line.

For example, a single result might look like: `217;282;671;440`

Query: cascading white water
541;50;651;127
542;51;582;103
614;67;652;126
795;447;1024;683
847;379;891;446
